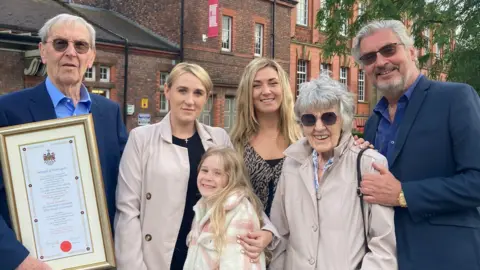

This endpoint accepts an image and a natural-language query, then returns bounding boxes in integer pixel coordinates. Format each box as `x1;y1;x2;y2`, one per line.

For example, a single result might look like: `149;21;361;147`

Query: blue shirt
312;150;334;191
45;77;92;118
374;75;423;165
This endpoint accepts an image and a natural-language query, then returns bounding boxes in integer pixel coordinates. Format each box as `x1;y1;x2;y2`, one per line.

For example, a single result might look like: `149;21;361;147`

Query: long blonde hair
198;146;264;253
230;58;302;154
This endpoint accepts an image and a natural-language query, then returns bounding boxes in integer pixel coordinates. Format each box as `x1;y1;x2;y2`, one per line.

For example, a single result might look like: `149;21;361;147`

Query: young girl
183;147;267;270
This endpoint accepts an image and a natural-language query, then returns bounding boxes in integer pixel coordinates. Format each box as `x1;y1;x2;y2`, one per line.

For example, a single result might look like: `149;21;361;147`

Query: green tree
314;0;480;91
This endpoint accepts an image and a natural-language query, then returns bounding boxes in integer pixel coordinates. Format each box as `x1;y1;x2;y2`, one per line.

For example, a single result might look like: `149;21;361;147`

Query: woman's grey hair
352;20;414;64
39;14;96;48
295;72;355;133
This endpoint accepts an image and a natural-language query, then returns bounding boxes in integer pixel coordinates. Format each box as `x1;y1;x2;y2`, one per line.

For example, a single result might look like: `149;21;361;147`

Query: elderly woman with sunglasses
269;74;397;270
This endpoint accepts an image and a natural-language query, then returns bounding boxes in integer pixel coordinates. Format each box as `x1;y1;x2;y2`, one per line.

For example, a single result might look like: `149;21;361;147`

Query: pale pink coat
183;191;266;270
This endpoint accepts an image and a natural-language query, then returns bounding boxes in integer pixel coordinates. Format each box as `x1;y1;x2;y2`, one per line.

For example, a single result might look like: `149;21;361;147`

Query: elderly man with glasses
0;14;127;270
355;20;480;270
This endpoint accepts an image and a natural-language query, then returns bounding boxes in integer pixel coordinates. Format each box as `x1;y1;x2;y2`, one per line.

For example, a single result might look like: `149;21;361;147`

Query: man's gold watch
398;190;407;208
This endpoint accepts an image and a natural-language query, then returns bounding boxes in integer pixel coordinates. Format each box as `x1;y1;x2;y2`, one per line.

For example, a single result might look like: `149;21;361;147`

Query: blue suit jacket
0;82;128;269
364;76;480;270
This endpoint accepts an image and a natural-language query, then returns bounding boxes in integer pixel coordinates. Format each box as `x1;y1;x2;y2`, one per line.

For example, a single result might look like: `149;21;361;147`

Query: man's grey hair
295;72;355;133
39;14;96;48
352;20;414;64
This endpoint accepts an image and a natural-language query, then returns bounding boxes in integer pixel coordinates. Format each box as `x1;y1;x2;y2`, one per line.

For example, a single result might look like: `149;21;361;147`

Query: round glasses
46;38;91;54
359;43;404;66
300;112;337;127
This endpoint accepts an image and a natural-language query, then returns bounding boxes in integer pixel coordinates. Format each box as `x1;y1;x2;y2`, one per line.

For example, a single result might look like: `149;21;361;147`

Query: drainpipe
180;0;185;62
55;1;130;125
272;0;276;58
123;41;129;124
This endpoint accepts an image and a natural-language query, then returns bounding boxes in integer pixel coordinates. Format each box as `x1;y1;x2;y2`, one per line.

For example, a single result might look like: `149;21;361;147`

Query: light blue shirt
312;150;334;191
45;76;92;118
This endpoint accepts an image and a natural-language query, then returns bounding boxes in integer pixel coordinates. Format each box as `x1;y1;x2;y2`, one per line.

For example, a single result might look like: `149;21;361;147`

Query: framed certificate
0;114;115;269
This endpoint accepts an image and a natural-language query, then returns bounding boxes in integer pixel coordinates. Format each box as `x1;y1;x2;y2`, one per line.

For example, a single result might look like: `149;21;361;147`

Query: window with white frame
320;0;329;31
254;23;264;56
296;0;308;26
160;72;169;112
320;63;331;74
296;60;308;96
423;29;430;50
358;2;365;16
99;66;110;82
91;88;110;98
434;43;441;58
224;97;235;131
340;67;348;85
199;96;213;125
84;67;95;81
340;20;348;36
222;16;232;51
358;70;365;102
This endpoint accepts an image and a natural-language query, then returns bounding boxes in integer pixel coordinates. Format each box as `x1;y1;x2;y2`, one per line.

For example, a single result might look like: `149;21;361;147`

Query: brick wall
182;0;294;126
94;47;176;130
291;0;374;131
111;0;180;45
0;47;175;131
0;51;25;94
290;42;372;130
74;0;295;129
75;0;181;45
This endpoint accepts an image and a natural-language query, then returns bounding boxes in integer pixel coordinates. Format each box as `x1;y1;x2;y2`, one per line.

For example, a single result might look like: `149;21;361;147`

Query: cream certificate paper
20;137;93;261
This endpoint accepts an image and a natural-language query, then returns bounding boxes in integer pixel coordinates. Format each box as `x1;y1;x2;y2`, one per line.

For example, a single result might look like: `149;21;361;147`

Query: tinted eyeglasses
359;43;404;66
300;112;337;127
46;38;91;54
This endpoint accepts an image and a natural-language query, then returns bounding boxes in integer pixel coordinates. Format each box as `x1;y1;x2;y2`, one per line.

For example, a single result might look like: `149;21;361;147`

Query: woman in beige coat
269;74;397;270
114;62;276;270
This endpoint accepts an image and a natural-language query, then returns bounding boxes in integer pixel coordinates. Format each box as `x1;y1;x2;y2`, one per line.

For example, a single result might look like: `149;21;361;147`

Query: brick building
290;0;371;131
80;0;297;132
0;0;179;131
290;0;448;132
1;0;296;132
182;0;296;132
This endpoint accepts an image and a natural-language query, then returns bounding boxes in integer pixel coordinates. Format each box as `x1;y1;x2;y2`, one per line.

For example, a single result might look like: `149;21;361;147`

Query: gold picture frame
0;114;115;269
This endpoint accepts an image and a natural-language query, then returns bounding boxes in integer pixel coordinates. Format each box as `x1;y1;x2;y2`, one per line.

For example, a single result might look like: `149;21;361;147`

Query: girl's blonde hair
199;146;264;253
166;62;213;95
230;58;302;154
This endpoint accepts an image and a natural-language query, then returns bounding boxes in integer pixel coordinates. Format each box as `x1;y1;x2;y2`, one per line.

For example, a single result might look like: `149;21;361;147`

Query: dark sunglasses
46;38;91;54
301;112;337;127
359;43;404;66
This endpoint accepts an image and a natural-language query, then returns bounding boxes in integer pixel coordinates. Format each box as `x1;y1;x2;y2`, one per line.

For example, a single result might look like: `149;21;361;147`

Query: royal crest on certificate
20;137;93;261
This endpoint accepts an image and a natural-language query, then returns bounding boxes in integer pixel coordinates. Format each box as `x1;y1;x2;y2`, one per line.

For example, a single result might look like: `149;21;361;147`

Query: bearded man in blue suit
353;20;480;270
0;14;127;270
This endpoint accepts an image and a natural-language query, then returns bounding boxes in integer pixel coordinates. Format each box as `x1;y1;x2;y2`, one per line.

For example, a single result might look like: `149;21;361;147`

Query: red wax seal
60;241;72;252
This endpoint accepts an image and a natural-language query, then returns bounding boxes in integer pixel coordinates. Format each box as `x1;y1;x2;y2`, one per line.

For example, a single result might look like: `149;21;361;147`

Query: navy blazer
364;76;480;270
0;82;128;270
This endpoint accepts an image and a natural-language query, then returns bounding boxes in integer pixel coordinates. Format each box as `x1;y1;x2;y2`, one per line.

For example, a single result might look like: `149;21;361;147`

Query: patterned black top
244;144;284;216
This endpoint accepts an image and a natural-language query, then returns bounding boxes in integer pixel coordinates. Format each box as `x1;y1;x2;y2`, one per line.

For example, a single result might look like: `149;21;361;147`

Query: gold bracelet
398;190;407;208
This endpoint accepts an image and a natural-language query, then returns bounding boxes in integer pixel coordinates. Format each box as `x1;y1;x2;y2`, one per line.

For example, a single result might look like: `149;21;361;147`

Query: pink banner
208;0;219;37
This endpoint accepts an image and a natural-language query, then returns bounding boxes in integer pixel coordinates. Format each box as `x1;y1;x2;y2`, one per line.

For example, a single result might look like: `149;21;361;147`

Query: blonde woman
230;58;302;219
115;62;276;269
114;62;229;270
184;147;266;269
